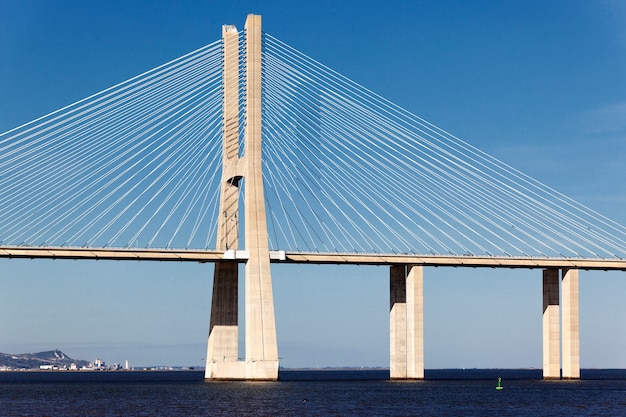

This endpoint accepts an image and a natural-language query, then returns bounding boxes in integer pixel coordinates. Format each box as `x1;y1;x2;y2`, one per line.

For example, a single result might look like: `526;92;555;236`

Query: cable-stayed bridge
1;14;625;380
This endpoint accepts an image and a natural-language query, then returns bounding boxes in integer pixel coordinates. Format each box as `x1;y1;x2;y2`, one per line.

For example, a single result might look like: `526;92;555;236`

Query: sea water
1;369;625;416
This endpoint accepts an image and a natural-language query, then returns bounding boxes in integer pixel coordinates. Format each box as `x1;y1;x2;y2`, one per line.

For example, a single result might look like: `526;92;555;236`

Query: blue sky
1;0;626;369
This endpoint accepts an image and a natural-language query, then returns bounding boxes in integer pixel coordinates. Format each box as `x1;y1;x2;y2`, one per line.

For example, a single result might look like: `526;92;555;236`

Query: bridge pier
542;268;580;379
542;269;560;378
390;264;424;379
390;265;407;378
562;268;580;379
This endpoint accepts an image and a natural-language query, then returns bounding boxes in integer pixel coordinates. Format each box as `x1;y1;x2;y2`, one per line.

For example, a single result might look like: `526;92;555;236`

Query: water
1;369;626;416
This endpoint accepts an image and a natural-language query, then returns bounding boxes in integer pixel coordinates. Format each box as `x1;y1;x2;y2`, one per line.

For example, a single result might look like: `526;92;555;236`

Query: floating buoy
496;377;504;390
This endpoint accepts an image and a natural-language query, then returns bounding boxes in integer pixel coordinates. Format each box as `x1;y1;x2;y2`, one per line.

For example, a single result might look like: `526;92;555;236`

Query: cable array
1;31;625;259
261;33;626;259
0;40;224;249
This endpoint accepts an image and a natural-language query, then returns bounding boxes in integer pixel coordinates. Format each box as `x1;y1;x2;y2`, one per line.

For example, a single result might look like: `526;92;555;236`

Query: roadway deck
0;246;625;270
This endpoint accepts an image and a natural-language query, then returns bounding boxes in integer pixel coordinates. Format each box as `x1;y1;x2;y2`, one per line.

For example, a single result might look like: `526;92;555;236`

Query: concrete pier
562;268;580;379
390;265;407;379
541;268;580;380
406;265;424;379
542;269;560;378
390;265;424;379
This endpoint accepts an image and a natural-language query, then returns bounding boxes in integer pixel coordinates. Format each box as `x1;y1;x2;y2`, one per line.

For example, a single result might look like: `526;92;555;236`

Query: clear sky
1;0;626;369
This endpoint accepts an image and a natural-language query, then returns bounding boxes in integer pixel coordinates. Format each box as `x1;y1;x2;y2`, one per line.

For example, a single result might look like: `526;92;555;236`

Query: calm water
1;369;626;416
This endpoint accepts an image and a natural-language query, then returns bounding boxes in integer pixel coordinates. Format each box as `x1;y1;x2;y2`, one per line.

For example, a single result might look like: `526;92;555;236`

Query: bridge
1;14;626;380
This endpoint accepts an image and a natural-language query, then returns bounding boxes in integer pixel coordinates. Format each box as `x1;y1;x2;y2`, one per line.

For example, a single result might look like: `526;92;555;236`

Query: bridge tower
205;14;279;381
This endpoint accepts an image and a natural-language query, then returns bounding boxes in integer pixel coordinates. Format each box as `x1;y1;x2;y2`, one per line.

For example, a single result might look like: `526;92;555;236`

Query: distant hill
0;350;90;369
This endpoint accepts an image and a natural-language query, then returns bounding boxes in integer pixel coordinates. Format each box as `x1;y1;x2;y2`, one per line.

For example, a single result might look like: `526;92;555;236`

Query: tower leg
243;14;279;380
542;269;560;379
205;21;245;381
562;268;580;379
205;262;245;379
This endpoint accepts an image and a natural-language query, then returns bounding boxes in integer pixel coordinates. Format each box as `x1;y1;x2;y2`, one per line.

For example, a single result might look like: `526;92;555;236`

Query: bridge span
1;245;625;270
0;242;610;380
0;243;607;380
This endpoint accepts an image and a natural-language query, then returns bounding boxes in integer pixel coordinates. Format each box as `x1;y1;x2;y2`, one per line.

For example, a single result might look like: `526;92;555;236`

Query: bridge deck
0;246;624;270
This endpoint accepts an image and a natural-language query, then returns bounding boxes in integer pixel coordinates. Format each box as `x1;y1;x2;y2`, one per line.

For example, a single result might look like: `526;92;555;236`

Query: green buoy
496;377;504;390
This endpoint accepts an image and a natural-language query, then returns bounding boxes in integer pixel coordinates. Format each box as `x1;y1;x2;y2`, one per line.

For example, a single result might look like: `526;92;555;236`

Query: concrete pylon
205;15;278;381
389;265;407;379
542;269;560;379
562;268;580;379
389;264;424;379
406;265;424;379
541;268;581;380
